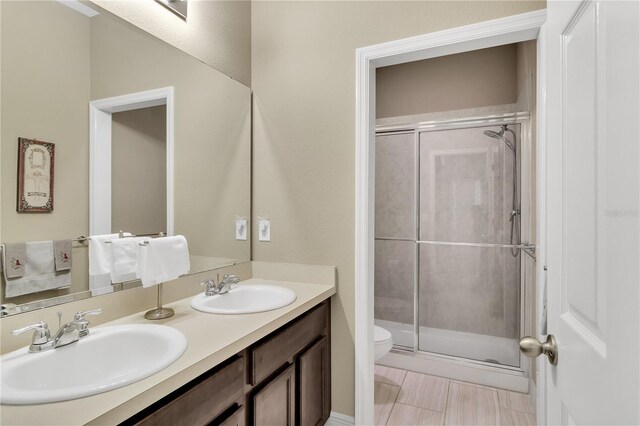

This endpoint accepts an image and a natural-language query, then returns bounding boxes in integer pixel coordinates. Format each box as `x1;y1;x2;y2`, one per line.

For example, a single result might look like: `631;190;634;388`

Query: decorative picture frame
17;137;55;212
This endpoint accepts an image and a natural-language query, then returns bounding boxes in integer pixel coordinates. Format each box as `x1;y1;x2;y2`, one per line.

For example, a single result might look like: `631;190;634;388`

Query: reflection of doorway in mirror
89;87;174;239
111;106;167;236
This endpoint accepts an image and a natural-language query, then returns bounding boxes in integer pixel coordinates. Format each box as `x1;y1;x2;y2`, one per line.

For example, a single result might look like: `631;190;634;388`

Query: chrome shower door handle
519;334;558;365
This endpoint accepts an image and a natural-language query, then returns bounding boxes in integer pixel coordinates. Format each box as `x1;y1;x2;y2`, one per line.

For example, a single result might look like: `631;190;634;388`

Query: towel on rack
2;243;26;278
88;233;131;276
109;237;147;284
136;235;190;287
53;240;72;271
2;241;71;298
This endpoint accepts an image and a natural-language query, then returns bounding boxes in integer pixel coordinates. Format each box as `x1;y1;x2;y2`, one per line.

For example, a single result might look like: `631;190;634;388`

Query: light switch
235;219;247;240
258;219;271;242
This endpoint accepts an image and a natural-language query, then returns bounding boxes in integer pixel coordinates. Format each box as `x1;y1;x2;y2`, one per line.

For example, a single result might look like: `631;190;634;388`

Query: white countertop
0;278;335;425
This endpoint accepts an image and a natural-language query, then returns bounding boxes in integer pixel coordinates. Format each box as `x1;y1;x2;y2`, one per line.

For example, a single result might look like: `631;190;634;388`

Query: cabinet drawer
250;302;327;385
134;357;244;426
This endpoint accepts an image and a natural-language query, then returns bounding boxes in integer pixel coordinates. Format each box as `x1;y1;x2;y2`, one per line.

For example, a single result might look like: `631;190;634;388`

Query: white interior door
545;0;639;424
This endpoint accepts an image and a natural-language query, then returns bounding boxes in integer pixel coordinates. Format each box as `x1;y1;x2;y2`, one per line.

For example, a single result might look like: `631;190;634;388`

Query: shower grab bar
374;237;536;261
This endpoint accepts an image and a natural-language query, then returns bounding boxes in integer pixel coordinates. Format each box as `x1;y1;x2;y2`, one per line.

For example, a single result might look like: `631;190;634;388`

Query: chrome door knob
519;334;558;365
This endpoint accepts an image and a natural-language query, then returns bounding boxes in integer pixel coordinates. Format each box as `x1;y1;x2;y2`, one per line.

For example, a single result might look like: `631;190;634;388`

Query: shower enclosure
374;113;532;369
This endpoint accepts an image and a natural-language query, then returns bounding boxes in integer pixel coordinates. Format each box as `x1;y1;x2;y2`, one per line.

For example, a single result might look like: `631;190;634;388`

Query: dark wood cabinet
218;406;245;426
298;337;330;426
253;364;296;426
126;357;244;426
124;300;331;426
250;304;327;385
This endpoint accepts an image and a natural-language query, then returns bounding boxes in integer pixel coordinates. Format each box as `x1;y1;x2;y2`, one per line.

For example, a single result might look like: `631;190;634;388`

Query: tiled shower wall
374;125;521;342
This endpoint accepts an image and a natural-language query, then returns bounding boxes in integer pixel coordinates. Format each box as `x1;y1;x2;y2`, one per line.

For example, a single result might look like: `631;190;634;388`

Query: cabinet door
298;337;330;426
253;364;296;426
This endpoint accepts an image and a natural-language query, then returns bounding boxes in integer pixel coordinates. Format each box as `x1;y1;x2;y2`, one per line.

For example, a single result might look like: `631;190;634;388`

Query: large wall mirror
0;1;251;314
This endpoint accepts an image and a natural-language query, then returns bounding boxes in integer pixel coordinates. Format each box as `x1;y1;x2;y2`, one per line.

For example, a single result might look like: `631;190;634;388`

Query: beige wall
376;44;518;118
251;1;546;416
111;106;167;235
0;1;91;302
91;0;251;86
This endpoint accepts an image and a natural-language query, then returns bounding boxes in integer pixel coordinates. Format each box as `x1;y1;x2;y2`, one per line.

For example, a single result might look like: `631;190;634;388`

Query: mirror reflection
0;0;251;313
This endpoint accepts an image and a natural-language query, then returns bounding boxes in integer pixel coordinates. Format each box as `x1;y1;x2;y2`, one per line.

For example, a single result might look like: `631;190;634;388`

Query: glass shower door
374;132;416;350
417;125;521;367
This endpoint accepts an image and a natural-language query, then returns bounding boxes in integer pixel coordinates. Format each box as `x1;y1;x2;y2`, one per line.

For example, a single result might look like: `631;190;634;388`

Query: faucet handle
12;321;51;349
12;321;49;336
73;309;102;338
200;278;215;288
223;274;240;284
73;308;103;321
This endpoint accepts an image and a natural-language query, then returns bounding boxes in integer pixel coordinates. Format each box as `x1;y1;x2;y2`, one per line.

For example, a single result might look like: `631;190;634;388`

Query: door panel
252;364;296;426
562;0;604;340
546;0;639;424
375;132;416;239
299;337;330;426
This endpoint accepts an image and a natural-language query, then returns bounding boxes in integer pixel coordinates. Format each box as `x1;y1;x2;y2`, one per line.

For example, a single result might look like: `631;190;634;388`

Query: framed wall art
17;137;55;212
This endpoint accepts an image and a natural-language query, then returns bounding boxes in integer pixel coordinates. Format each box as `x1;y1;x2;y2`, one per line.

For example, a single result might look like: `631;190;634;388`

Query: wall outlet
235;219;247;240
258;219;271;242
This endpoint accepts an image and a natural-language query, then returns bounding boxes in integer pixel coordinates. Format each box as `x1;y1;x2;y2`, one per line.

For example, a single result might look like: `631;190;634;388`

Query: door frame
354;10;547;425
89;87;175;237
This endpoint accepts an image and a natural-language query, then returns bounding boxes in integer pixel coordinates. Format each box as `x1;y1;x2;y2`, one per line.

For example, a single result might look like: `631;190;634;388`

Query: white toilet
374;325;393;361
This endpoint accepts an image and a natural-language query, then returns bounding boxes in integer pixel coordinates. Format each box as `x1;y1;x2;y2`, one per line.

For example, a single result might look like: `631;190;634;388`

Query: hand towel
88;233;132;276
2;241;71;298
136;235;190;287
2;243;26;278
53;239;72;271
109;237;147;283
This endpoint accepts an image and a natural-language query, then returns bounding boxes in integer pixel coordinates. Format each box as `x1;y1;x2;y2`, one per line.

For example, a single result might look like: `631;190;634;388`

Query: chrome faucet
11;321;53;352
201;274;240;296
52;321;82;348
11;308;103;353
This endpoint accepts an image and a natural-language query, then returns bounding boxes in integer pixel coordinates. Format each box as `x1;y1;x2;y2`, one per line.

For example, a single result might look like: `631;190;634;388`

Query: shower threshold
375;319;521;368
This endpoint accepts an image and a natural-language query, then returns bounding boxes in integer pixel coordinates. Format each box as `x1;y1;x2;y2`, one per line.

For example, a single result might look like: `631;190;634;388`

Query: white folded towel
110;237;147;283
2;241;71;298
88;233;132;276
136;235;190;287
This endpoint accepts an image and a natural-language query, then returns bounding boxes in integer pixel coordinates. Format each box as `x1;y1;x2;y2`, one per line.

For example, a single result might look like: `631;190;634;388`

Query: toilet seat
374;325;393;361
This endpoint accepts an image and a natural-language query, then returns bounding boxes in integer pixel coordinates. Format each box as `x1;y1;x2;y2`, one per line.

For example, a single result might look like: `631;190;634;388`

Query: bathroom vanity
125;300;331;426
0;270;336;426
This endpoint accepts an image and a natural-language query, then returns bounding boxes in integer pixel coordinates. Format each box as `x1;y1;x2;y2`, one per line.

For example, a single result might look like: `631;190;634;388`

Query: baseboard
326;411;355;425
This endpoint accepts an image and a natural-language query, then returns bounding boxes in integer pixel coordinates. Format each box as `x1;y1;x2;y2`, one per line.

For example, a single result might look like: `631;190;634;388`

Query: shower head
483;125;515;153
483;128;504;139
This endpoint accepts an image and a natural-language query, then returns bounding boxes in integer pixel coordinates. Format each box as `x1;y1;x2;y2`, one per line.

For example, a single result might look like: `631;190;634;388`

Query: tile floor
375;365;536;426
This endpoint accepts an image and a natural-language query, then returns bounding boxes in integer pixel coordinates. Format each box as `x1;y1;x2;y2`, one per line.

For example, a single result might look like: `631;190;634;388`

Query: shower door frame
354;10;547;426
375;112;534;373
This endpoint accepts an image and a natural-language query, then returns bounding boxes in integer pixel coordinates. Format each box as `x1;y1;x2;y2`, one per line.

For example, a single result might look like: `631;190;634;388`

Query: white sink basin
1;324;187;405
190;283;297;314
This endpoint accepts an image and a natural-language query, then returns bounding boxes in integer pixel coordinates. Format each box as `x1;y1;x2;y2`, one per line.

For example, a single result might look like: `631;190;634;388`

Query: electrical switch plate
235;219;247;241
258;219;271;242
